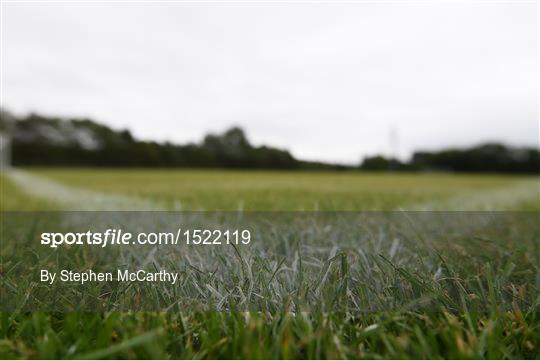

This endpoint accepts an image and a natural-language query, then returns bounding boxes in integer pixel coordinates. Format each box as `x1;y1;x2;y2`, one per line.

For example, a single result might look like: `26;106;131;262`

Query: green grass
2;311;538;359
0;174;56;212
6;168;539;210
1;169;539;359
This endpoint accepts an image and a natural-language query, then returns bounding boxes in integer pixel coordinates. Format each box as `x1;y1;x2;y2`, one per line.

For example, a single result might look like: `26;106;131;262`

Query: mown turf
1;311;539;359
0;174;56;212
8;168;540;211
0;169;539;359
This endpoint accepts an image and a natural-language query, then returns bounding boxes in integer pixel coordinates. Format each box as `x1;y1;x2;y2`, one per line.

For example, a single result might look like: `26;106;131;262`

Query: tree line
1;110;538;173
361;144;539;174
0;111;337;170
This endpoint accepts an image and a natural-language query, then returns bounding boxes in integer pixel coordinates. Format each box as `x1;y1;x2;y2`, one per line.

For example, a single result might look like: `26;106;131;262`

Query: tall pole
389;125;399;160
0;132;10;170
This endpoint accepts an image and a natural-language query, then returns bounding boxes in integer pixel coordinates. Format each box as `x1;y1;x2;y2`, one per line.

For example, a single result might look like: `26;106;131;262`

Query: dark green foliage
360;156;410;171
411;144;540;174
3;109;538;173
2;112;302;169
361;145;540;174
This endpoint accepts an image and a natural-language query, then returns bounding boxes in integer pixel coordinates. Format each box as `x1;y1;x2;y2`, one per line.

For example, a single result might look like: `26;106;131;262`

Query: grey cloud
3;2;538;163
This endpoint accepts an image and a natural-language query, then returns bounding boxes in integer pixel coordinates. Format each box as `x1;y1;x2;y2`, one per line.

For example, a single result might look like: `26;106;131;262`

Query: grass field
2;168;539;211
1;169;539;359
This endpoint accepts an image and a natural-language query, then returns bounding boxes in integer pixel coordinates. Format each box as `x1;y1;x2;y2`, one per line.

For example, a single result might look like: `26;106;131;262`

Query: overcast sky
2;1;538;163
